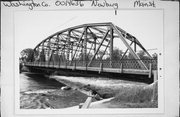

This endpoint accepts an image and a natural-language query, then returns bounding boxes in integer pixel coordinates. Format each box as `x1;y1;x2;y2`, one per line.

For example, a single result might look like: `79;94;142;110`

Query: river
20;73;88;109
20;73;64;92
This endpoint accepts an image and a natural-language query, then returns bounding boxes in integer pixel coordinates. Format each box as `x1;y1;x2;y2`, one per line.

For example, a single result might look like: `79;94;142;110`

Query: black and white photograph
1;0;179;116
15;10;163;111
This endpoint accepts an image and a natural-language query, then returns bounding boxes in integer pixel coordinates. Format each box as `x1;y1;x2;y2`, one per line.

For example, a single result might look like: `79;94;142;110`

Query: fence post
148;63;152;78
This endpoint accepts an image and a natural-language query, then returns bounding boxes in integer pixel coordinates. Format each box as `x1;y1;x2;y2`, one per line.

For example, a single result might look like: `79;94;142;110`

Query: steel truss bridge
24;22;157;78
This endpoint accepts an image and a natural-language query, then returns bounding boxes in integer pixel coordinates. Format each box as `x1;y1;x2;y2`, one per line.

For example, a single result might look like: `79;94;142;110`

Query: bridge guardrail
24;59;157;70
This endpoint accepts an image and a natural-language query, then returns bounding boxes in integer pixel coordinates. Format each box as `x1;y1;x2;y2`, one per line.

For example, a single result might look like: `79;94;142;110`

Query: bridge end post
109;27;114;68
151;70;158;102
153;70;158;82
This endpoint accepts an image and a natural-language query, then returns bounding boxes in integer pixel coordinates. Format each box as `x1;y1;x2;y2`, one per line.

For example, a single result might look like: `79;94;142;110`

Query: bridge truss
32;22;157;71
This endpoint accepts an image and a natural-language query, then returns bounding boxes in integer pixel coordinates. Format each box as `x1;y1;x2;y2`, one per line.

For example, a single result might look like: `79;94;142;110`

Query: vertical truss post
52;50;55;67
40;42;45;63
70;29;85;65
83;27;87;67
62;46;65;64
71;42;73;63
59;53;61;68
87;43;93;60
88;27;97;59
47;39;51;63
73;59;76;70
40;48;45;63
88;30;109;67
48;39;53;64
37;47;40;63
120;63;123;73
134;38;136;52
67;30;71;65
109;27;114;68
56;34;60;66
94;38;96;57
42;42;44;54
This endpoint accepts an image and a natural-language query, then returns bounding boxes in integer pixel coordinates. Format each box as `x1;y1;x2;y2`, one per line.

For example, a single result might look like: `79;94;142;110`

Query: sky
15;10;163;55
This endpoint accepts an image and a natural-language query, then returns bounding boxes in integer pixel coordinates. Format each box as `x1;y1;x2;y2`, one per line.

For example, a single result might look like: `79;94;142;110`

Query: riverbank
20;74;158;109
51;75;158;108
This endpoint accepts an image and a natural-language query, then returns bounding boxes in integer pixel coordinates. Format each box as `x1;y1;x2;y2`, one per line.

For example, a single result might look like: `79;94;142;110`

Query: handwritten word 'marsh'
3;0;49;10
134;0;156;8
91;0;118;10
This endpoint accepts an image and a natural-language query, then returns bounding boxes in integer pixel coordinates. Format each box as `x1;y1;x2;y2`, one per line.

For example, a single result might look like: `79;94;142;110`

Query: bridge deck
24;63;152;76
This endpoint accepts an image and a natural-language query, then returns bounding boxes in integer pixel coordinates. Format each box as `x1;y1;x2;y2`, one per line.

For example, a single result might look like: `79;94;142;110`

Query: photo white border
2;0;179;117
14;9;164;115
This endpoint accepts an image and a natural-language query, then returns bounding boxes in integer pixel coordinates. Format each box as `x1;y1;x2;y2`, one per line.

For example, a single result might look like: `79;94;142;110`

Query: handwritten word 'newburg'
3;0;49;10
55;0;118;9
91;0;118;10
3;0;119;10
134;0;156;8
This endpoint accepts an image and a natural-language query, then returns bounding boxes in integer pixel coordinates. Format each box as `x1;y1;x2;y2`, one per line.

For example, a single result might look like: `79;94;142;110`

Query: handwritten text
3;0;50;10
91;0;118;10
55;0;84;7
134;0;156;8
2;0;119;11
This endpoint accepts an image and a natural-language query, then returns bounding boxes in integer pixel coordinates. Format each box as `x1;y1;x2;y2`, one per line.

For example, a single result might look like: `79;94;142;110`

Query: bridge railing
89;59;157;70
24;59;157;70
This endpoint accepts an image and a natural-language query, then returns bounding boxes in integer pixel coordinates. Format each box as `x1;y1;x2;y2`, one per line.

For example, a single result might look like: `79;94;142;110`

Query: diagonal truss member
33;22;153;70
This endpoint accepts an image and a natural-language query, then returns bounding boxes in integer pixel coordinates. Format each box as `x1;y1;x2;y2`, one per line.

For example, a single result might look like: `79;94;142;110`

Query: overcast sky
15;10;163;55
